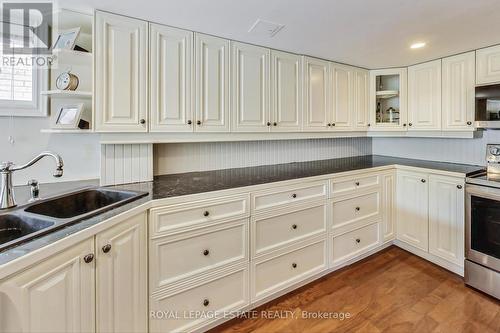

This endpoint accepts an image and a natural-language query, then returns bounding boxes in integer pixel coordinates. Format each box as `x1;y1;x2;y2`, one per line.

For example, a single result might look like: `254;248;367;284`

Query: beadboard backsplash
154;138;372;175
372;130;500;166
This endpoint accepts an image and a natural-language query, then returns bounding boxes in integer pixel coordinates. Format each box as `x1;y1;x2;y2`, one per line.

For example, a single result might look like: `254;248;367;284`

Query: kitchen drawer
332;190;381;234
330;173;380;197
252;181;327;212
331;222;380;266
252;203;327;257
150;265;249;333
150;219;248;289
150;194;249;235
252;239;327;301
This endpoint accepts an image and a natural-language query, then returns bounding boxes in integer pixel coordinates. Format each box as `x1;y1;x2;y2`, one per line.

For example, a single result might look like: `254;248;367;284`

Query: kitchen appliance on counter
465;144;500;298
475;84;500;128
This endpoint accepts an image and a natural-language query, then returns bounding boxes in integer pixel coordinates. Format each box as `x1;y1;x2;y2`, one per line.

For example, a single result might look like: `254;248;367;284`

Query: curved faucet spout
10;151;64;177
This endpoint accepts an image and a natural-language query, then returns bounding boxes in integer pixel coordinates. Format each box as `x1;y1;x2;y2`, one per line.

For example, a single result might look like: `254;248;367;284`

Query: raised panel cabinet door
331;64;354;130
0;239;95;333
231;42;270;132
270;50;302;132
195;33;230;132
476;45;500;85
303;57;330;131
429;175;465;266
95;11;148;132
150;24;193;132
407;60;442;130
96;213;147;333
396;171;429;251
354;69;369;130
442;52;475;131
382;172;396;242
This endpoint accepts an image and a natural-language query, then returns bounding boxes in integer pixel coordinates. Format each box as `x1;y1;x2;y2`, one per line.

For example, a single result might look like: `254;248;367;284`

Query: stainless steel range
465;144;500;299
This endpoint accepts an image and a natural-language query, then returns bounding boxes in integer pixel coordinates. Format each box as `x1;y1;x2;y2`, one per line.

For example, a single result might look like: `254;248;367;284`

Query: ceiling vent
248;19;284;37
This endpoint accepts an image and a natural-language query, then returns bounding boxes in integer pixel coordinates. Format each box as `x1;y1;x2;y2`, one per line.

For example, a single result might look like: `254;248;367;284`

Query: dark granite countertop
0;155;484;267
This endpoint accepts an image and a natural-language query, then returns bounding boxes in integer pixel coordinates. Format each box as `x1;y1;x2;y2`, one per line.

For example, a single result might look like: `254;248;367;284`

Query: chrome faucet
0;151;64;209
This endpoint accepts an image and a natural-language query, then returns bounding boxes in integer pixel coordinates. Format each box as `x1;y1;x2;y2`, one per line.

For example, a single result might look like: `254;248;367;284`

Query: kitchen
1;1;500;332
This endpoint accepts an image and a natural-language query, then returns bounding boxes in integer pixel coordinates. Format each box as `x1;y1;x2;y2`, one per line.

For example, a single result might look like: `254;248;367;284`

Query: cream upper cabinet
96;213;148;333
476;45;500;85
331;64;354;130
150;24;193;132
95;11;148;132
428;175;465;267
231;42;270;132
442;52;475;131
303;57;330;131
270;50;302;132
397;170;429;251
354;69;369;130
407;60;442;130
369;68;408;131
0;239;95;333
195;33;230;132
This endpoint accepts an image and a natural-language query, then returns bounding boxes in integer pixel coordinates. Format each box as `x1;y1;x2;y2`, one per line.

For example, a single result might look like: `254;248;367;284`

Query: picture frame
53;27;80;50
53;103;84;128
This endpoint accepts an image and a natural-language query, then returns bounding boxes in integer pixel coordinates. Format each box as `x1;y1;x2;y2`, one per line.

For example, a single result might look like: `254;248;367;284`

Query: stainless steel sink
0;187;148;252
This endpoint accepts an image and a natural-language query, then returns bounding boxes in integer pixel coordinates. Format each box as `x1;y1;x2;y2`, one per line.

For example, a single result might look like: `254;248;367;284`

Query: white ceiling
60;0;500;69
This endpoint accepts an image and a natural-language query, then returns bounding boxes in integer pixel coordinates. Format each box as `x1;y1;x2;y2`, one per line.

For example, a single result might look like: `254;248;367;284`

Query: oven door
466;183;500;271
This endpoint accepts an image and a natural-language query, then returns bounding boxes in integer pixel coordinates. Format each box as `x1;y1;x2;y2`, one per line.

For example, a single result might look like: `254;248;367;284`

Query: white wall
0;116;101;186
154;138;372;175
372;130;500;166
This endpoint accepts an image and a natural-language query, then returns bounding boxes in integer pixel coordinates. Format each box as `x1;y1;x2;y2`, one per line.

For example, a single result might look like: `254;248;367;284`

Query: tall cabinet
95;11;148;132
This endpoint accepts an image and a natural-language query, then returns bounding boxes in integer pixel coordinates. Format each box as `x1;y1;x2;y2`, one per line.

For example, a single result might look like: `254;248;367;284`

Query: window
0;22;47;117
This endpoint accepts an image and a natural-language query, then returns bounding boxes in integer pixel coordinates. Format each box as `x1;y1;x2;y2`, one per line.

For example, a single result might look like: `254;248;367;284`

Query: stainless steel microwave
476;84;500;128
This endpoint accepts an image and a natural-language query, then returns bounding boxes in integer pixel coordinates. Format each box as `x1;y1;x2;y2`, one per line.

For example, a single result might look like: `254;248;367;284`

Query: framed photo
53;27;80;50
53;104;84;128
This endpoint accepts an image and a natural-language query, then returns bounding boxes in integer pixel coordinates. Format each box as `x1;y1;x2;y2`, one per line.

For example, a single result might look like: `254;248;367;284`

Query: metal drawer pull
292;263;297;269
203;249;210;256
355;207;360;212
203;299;210;307
291;193;297;198
355;238;361;244
102;244;112;253
203;211;210;217
83;254;94;263
292;224;298;230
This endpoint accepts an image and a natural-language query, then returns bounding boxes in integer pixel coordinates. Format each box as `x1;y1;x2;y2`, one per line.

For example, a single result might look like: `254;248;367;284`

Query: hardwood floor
211;246;500;333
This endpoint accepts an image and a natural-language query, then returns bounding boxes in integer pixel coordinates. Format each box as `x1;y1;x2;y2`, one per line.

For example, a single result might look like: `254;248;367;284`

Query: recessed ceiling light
410;42;426;49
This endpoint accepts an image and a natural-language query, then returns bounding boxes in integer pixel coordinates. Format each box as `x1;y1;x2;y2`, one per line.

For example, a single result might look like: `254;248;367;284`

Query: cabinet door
96;213;148;333
331;64;354;130
231;42;270;132
0;239;95;333
476;45;500;85
354;69;369;130
397;171;429;251
270;50;302;132
429;175;465;266
150;24;193;132
195;33;230;132
407;60;442;130
303;57;330;131
382;172;396;242
442;52;475;131
95;11;148;132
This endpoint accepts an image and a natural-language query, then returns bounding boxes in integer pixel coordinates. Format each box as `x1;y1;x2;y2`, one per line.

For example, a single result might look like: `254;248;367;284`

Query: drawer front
252;181;327;212
332;222;380;266
331;174;380;196
150;220;248;289
332;191;381;233
252;203;327;257
252;239;327;301
150;195;249;235
150;266;249;333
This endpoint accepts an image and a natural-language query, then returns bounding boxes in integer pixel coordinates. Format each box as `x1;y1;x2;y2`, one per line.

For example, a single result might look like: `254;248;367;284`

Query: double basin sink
0;188;148;252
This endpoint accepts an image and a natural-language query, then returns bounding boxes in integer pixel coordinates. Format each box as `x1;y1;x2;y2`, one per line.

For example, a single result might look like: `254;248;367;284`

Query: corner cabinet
94;11;148;132
476;45;500;85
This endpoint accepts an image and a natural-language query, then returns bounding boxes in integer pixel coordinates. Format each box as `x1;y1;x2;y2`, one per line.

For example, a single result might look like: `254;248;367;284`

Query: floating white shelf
376;90;399;99
51;49;92;66
41;90;92;98
40;129;94;134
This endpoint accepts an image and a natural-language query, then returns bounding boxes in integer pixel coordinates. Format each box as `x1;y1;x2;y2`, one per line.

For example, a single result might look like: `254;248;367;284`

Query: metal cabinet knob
327;123;331;127
267;122;271;126
292;224;297;230
355;238;361;244
292;263;297;269
291;193;297;198
421;179;426;183
331;123;336;127
408;123;413;126
403;123;407;127
203;211;210;217
467;121;472;126
140;119;146;124
355;182;360;186
367;123;371;127
196;120;201;125
457;185;463;189
203;249;210;256
187;120;192;125
273;122;277;126
83;254;94;263
203;299;210;307
355;207;360;211
102;244;112;253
